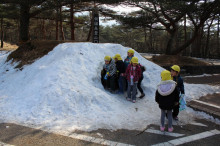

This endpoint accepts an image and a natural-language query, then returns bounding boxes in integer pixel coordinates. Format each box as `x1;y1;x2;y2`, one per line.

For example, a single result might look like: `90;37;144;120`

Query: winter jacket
116;60;126;75
155;80;180;110
124;56;133;69
125;64;142;83
103;59;117;76
173;75;185;94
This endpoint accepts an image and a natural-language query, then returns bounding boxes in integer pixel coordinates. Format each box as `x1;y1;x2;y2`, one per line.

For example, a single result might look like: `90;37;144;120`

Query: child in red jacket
125;57;141;103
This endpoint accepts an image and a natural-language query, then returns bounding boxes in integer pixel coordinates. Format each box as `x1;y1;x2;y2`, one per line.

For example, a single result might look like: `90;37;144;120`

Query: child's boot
139;93;145;99
160;126;165;132
168;127;174;132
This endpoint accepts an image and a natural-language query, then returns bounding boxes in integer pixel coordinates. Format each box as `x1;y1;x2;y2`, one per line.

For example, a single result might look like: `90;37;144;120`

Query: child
114;54;126;94
170;65;185;120
124;49;135;91
155;70;179;132
137;63;146;98
124;49;135;69
102;56;117;93
125;57;141;103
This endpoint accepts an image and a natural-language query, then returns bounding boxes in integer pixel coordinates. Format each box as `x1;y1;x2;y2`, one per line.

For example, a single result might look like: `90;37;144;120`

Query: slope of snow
0;43;219;134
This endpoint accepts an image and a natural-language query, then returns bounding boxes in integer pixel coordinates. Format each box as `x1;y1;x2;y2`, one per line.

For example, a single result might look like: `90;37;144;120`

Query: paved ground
183;74;220;85
0;119;220;146
183;74;220;120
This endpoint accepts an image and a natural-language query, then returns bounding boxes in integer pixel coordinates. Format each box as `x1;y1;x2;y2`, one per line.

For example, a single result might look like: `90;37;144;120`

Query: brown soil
183;74;220;85
0;42;18;51
199;93;220;106
7;40;74;69
148;55;210;66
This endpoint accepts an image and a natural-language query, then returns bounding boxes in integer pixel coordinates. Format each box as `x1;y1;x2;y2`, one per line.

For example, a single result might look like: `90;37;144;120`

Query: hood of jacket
157;80;177;96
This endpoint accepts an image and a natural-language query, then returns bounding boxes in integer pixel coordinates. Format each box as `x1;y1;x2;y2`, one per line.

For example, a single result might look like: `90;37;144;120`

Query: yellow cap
114;54;122;61
128;49;135;54
104;56;111;61
171;65;180;72
161;70;172;81
131;57;138;64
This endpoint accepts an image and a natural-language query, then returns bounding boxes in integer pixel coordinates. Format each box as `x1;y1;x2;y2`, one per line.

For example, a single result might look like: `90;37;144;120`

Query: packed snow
0;43;219;135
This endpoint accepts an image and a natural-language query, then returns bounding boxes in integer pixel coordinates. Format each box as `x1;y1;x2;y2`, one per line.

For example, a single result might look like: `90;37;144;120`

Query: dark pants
106;75;116;91
127;82;137;100
137;77;144;94
172;103;180;118
161;110;172;128
118;76;125;93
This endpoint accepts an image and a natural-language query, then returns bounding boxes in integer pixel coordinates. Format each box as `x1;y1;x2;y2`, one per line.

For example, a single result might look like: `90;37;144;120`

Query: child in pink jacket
125;57;141;103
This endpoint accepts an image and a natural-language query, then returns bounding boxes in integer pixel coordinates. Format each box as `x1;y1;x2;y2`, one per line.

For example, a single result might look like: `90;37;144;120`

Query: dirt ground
184;74;220;107
199;93;220;106
6;40;75;69
148;54;211;66
0;42;18;51
183;74;220;86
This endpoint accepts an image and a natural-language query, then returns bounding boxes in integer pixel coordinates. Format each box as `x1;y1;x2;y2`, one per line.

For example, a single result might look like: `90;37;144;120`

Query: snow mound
0;43;219;134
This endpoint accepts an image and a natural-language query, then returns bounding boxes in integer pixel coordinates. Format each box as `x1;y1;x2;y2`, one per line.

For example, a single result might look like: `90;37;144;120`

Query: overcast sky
75;4;141;26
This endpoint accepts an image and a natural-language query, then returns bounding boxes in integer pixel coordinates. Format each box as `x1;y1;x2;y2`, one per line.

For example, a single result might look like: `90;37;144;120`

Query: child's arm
155;91;159;103
108;63;117;76
125;65;130;78
174;87;180;102
138;66;142;79
178;77;185;94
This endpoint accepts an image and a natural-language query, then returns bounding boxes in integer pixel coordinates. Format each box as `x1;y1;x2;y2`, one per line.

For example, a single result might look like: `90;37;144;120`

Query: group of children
101;49;145;103
101;49;185;132
155;65;185;132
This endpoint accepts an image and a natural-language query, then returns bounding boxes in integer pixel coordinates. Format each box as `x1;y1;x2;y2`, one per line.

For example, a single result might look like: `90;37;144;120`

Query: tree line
0;0;219;58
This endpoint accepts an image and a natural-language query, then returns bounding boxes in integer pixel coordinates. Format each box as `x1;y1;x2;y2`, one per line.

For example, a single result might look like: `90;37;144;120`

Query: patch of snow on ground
0;43;219;134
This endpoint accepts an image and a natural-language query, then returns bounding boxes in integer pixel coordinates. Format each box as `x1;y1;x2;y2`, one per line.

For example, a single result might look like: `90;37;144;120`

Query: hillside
0;43;219;134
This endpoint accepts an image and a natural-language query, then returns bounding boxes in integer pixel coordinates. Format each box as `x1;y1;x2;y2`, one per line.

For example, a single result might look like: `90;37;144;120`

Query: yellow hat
161;70;172;81
104;56;111;61
128;49;135;54
131;57;138;64
114;54;122;61
171;65;180;72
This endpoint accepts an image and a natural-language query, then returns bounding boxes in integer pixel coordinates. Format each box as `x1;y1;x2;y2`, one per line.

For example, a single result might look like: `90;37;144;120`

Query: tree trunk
56;7;59;40
70;3;75;41
59;5;65;40
19;3;30;42
172;27;201;55
217;15;220;56
144;27;147;44
1;17;3;48
195;27;204;57
184;15;187;42
87;11;93;41
165;28;178;55
149;24;153;51
205;16;215;58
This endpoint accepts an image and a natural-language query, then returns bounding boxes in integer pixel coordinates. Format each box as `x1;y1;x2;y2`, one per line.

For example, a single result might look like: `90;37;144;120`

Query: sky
75;4;141;26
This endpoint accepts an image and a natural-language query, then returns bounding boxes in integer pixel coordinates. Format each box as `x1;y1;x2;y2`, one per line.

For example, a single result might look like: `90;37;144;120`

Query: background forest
0;0;220;59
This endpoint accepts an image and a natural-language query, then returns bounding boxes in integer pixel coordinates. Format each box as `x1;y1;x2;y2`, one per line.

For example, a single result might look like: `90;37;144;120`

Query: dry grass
7;40;74;69
148;55;210;66
0;42;18;51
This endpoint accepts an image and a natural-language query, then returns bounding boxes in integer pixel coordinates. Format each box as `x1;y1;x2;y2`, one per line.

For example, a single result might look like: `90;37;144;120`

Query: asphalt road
0;118;220;146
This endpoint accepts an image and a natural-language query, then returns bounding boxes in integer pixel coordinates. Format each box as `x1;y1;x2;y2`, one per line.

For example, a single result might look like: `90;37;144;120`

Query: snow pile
0;43;219;134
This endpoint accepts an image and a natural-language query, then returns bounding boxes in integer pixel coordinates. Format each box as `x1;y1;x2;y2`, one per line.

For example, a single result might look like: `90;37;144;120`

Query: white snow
0;43;219;135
